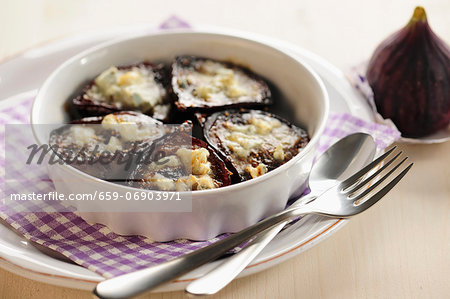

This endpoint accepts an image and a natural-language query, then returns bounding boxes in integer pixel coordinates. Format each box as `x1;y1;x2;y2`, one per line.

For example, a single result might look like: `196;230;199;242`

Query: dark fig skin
367;7;450;138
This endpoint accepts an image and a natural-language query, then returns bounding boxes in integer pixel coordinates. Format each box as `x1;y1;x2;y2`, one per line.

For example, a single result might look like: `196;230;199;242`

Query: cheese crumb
245;163;268;178
249;117;280;135
176;148;211;176
227;131;263;150
195;85;216;101
148;156;182;172
144;148;217;191
69;126;97;147
225;84;247;98
148;173;176;191
102;114;133;127
193;174;216;189
105;136;122;152
117;71;142;86
176;174;216;191
273;144;285;161
101;114;151;142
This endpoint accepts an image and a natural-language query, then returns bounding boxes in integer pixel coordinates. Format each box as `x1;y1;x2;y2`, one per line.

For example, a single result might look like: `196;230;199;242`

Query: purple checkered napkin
0;97;400;278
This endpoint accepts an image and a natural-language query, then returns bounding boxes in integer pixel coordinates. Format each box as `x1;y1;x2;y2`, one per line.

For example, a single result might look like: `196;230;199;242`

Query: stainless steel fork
94;147;413;299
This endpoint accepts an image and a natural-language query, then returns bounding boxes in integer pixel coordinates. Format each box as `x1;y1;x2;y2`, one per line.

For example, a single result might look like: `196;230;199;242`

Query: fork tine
354;163;413;212
340;146;397;190
345;151;402;194
353;156;408;201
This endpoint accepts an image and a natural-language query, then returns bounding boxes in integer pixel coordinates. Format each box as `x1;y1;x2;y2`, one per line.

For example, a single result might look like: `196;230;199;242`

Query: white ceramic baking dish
31;30;329;241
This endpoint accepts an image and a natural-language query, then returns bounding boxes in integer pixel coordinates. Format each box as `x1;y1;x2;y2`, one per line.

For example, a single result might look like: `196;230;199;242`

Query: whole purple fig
367;7;450;137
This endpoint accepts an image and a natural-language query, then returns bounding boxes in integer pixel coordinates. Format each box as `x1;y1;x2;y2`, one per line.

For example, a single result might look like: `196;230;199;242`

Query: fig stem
409;6;427;24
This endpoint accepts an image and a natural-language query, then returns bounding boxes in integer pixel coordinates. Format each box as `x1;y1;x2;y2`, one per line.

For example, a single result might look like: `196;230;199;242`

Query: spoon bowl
309;132;377;194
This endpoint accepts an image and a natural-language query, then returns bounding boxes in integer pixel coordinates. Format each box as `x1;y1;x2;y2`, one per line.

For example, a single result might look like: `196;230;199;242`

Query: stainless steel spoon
186;132;376;295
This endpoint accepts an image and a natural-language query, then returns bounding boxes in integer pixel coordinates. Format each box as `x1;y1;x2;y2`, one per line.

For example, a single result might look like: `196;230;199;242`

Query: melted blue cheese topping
69;126;99;147
101;113;163;143
87;66;166;112
66;113;163;153
67;124;124;153
214;115;299;178
224;117;284;160
144;148;216;191
178;60;262;106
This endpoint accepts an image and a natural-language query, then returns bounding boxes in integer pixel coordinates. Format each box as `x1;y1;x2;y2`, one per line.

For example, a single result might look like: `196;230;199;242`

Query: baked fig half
171;56;272;111
71;62;171;121
49;111;164;181
203;109;309;181
128;131;232;191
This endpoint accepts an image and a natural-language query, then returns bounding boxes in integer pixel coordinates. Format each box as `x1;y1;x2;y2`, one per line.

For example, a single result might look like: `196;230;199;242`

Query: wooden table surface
0;0;449;298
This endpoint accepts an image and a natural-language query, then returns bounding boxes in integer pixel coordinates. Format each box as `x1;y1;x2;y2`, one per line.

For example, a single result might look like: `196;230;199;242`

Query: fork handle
185;193;317;295
94;204;313;299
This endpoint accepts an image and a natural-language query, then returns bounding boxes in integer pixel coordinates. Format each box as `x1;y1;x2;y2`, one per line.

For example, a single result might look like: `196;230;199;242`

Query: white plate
0;25;373;292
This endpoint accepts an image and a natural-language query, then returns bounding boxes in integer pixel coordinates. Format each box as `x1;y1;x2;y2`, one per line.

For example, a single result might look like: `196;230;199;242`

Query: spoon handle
94;203;313;299
185;193;316;295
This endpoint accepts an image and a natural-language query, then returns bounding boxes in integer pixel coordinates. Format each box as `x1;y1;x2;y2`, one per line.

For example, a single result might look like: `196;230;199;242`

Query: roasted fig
128;131;232;191
203;109;309;181
171;56;272;111
367;6;450;137
49;111;164;181
71;62;171;122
